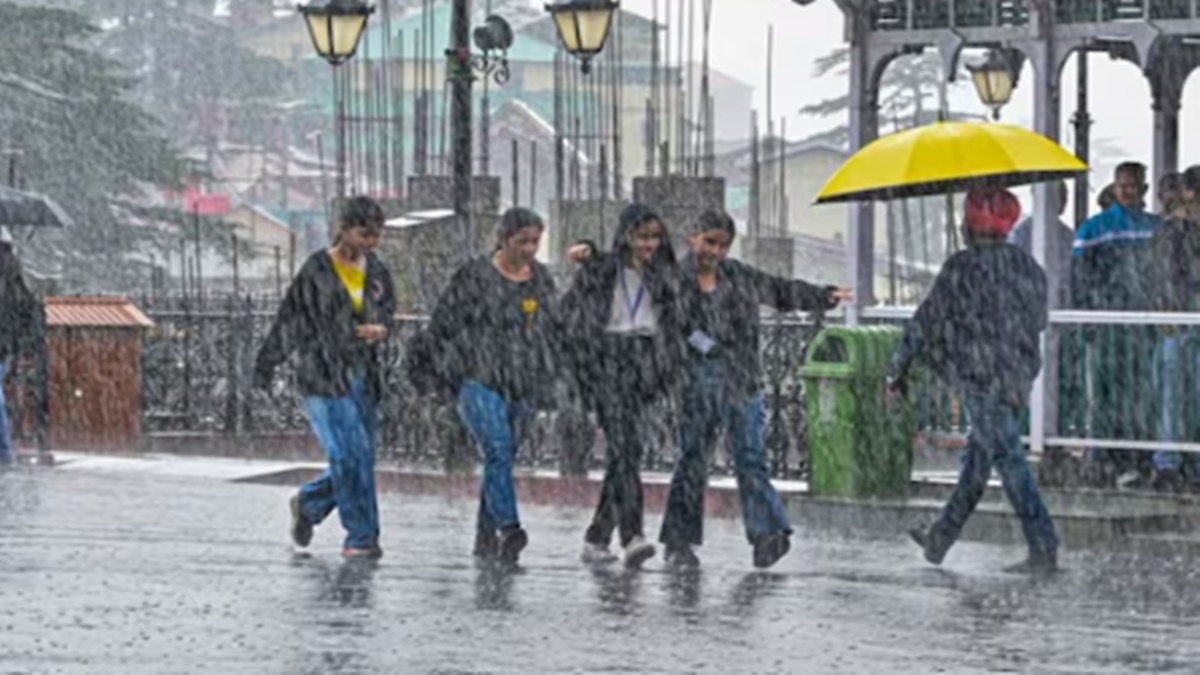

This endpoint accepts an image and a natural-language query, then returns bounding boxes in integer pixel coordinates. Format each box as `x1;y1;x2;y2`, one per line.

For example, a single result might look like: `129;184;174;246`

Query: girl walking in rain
254;196;396;559
893;186;1059;575
561;204;684;569
426;208;561;565
657;210;848;569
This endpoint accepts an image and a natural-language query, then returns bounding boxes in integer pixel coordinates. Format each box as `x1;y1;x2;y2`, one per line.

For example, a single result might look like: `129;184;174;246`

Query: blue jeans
458;381;533;535
0;361;11;464
1155;332;1195;472
931;392;1058;562
660;360;792;548
299;377;381;550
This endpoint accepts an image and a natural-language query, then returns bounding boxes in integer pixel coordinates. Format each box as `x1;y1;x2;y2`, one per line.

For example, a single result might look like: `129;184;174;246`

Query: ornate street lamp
462;14;515;85
968;49;1017;121
298;0;373;219
299;0;374;66
544;0;619;75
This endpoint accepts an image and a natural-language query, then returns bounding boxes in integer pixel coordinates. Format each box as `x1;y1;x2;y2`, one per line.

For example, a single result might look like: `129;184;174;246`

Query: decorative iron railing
868;0;1198;33
138;295;826;479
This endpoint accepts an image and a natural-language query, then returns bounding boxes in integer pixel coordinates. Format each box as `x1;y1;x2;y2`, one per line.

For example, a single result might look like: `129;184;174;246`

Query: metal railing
861;306;1200;459
868;0;1197;33
139;296;825;478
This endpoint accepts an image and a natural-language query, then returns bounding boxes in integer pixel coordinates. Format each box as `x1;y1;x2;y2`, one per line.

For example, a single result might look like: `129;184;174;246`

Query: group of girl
256;196;848;569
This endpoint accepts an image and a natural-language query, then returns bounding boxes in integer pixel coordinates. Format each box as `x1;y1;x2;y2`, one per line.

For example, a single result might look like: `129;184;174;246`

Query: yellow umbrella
815;122;1088;204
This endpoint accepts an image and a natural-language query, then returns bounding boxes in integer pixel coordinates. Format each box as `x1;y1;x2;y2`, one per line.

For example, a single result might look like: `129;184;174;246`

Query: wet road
2;459;1199;674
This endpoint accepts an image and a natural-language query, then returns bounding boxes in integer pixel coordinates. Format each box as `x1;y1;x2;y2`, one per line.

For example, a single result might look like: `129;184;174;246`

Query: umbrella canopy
815;122;1088;204
0;184;72;229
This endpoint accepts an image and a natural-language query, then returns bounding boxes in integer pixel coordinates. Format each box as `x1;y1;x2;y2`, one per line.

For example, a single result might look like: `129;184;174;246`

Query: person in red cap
888;185;1060;575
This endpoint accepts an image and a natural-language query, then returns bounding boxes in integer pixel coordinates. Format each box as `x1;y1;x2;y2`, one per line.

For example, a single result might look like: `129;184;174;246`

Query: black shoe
498;527;528;565
752;533;791;570
473;530;499;559
1003;556;1059;577
289;494;313;548
665;543;701;569
909;527;947;566
1152;468;1186;494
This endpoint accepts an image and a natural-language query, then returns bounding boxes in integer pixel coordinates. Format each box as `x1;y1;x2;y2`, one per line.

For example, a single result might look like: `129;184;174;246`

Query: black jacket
889;241;1047;406
678;253;834;397
425;255;561;406
0;251;36;362
559;205;686;409
1144;216;1200;314
254;250;397;401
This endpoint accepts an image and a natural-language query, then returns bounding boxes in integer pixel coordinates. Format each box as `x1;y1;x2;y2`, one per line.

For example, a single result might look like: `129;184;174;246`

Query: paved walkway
1;454;1199;674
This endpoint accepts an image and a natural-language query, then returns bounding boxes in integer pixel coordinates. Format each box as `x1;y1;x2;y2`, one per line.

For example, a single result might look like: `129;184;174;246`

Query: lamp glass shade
547;1;616;56
301;1;372;65
972;67;1014;108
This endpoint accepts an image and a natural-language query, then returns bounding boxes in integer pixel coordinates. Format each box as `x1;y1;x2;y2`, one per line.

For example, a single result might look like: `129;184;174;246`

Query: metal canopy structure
805;0;1200;451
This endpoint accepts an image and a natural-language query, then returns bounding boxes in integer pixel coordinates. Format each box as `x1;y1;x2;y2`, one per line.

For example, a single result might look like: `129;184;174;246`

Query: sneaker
623;537;656;569
342;546;384;560
1003;556;1058;577
581;542;619;565
665;543;700;569
1116;470;1141;490
289;494;313;548
909;527;946;566
752;533;791;569
473;530;499;559
498;527;529;564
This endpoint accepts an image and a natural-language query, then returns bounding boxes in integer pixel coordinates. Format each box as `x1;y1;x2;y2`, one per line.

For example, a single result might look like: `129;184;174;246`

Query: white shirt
605;265;660;335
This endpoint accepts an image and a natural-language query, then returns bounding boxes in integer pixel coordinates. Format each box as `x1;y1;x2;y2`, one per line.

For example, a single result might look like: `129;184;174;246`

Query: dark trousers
930;391;1059;562
584;335;662;548
660;359;791;548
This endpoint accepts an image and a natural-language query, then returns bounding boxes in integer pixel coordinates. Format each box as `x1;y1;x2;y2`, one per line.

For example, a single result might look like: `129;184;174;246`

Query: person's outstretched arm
734;260;844;313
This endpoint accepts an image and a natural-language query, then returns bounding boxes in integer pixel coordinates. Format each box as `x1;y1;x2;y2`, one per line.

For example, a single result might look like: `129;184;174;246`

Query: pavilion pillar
845;12;880;324
1024;6;1063;453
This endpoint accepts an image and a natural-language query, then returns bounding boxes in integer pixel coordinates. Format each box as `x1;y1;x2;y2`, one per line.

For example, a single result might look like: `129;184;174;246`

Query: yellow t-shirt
333;257;366;313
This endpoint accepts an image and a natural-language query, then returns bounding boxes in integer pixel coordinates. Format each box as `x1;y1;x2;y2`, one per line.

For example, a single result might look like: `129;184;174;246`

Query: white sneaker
1116;470;1140;490
581;542;618;565
623;537;656;569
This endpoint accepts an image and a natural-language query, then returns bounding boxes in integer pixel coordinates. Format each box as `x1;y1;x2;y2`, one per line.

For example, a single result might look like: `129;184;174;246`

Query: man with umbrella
0;226;36;465
888;187;1059;575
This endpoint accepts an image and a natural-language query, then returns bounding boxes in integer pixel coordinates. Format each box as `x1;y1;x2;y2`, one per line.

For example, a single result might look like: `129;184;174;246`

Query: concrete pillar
845;19;880;324
1024;18;1063;452
1151;76;1182;195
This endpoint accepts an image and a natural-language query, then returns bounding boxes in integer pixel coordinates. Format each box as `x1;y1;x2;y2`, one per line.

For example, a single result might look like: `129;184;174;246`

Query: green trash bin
799;325;915;499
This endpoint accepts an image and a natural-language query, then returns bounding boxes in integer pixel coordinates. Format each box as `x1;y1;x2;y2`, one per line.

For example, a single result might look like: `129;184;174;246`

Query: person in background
1071;162;1163;488
658;210;849;570
1096;184;1116;214
0;226;35;466
1145;167;1200;490
427;208;561;565
1008;181;1074;306
893;186;1059;576
560;204;683;569
254;197;396;559
1158;172;1185;218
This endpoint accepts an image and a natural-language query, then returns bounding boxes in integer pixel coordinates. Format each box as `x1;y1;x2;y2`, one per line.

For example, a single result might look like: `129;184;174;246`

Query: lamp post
1072;50;1092;228
545;0;619;75
298;0;374;202
967;48;1017;121
448;3;515;258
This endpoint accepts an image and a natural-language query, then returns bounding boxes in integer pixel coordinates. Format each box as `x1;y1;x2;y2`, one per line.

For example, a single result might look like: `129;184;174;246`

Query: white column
1152;81;1181;196
846;36;879;325
1028;36;1062;453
